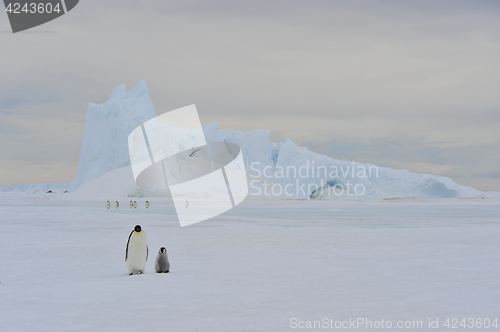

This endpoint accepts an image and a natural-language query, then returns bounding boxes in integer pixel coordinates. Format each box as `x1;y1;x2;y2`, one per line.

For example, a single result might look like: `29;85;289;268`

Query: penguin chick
125;225;148;275
155;247;170;273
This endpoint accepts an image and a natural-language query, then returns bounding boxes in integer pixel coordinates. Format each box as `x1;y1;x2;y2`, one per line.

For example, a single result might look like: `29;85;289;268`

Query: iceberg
204;123;482;200
1;81;493;200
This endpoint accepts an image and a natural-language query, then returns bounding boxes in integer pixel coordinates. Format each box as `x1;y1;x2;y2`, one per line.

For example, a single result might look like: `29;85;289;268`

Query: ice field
1;195;499;331
1;81;499;331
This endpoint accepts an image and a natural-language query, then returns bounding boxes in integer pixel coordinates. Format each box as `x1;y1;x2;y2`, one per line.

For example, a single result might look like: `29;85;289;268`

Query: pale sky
1;0;500;191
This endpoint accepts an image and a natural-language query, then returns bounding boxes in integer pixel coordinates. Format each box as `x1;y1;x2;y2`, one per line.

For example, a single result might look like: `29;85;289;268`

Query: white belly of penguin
127;232;147;274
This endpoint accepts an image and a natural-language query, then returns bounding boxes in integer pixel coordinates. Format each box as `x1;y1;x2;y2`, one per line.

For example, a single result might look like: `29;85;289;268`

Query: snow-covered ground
1;195;499;331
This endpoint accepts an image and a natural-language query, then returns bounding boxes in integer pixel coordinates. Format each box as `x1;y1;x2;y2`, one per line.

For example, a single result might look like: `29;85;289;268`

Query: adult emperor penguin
125;225;148;275
155;247;170;273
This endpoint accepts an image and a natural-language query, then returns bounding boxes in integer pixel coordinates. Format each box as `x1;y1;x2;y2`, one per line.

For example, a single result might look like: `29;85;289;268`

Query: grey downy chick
155;247;170;273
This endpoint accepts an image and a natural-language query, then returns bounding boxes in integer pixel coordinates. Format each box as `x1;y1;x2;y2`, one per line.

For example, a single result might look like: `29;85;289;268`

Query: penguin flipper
146;245;149;261
125;230;134;261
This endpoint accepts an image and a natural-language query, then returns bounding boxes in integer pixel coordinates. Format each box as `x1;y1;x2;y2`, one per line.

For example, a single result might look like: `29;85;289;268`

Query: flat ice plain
1;195;499;331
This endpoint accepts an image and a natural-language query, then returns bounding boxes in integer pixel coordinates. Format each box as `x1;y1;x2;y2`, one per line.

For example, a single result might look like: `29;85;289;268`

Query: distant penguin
125;225;148;275
134;201;137;209
155;247;170;273
129;201;133;209
146;201;149;209
115;201;119;209
107;201;110;209
185;201;189;208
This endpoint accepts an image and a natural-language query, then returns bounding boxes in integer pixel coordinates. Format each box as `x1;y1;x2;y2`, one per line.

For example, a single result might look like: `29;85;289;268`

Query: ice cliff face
67;80;157;192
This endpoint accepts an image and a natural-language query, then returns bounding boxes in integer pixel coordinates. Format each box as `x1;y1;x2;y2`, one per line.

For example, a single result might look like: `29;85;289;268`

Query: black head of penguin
160;247;166;253
134;225;142;232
